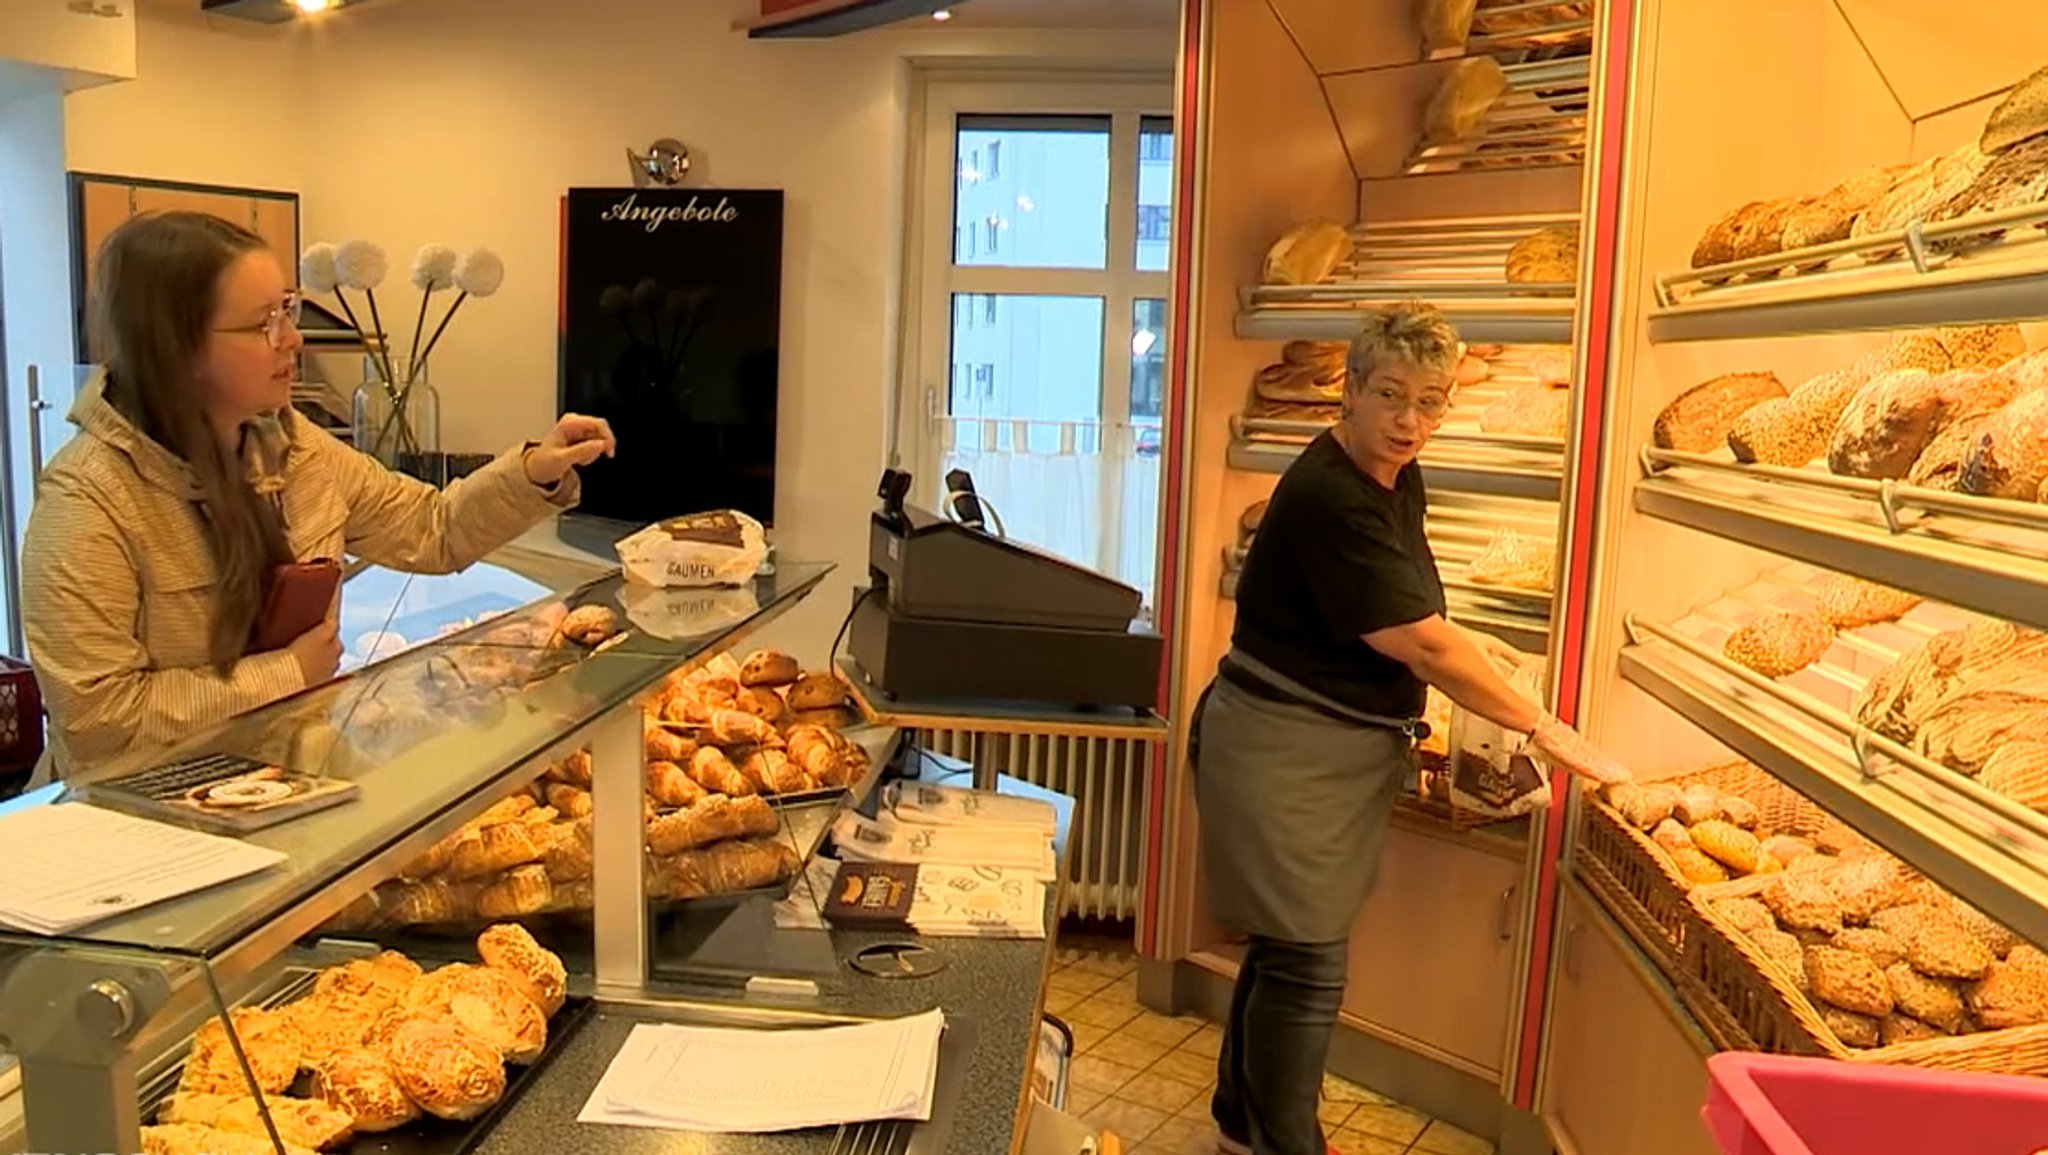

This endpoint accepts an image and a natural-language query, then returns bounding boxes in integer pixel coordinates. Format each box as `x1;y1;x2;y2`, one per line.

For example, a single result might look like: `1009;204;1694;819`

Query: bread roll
1655;371;1787;452
1835;927;1909;970
786;672;850;711
1807;945;1895;1017
1981;64;2048;155
739;649;801;687
313;951;421;1006
310;1050;419;1133
1765;874;1846;933
280;993;380;1059
384;1019;506;1121
1969;957;2048;1028
143;1124;319;1155
157;1093;355;1151
1937;324;2029;370
179;1008;303;1097
558;604;618;646
1690;820;1764;874
1424;57;1509;142
1725;610;1833;678
1505;224;1578;284
1262;221;1352;285
1253;361;1345;405
478;922;568;1015
440;965;548;1064
1283;340;1348;372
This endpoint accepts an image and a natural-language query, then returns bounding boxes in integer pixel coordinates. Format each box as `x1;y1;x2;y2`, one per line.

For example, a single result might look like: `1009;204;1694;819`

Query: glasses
1365;384;1451;420
213;291;303;350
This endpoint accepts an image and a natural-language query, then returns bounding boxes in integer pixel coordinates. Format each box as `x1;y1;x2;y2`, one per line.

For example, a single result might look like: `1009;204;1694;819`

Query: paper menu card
0;802;287;936
579;1009;947;1133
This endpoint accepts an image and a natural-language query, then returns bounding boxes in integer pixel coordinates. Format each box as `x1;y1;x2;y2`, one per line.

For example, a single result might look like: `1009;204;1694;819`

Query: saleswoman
1194;301;1627;1155
21;211;617;781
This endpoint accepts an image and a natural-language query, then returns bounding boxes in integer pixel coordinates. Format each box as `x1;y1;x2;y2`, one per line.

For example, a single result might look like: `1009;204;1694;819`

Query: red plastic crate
1704;1052;2048;1155
0;656;42;774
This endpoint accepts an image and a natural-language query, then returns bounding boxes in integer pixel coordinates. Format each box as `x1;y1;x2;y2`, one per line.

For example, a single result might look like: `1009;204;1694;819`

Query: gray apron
1191;650;1416;944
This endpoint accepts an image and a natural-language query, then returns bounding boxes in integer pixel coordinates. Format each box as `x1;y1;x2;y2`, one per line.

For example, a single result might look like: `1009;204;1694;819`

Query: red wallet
252;559;342;654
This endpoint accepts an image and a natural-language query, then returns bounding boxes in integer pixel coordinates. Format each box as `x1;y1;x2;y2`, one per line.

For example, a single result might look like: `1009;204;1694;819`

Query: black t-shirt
1231;431;1446;718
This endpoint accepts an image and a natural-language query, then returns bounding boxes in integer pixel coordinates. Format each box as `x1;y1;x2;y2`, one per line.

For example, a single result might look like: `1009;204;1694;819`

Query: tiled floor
1047;941;1496;1155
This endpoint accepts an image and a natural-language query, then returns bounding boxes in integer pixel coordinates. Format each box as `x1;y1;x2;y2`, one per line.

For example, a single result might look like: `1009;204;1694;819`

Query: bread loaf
1981;64;2048;155
1854;147;1991;247
1466;527;1552;591
1736;364;1867;464
1926;136;2048;252
1960;389;2048;499
1505;224;1578;284
1828;369;1946;479
1692;201;1764;269
1978;741;2048;811
1732;198;1804;263
1655;372;1786;452
1908;369;2028;490
1262;221;1352;286
1724;610;1833;678
1283;339;1349;372
1811;572;1920;629
739;649;800;687
1937;324;2028;370
1527;347;1573;386
1425;57;1509;142
1914;675;2048;775
1781;166;1906;250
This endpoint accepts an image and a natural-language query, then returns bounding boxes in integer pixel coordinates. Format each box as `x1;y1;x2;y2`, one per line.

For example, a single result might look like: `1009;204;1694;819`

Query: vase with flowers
299;238;505;483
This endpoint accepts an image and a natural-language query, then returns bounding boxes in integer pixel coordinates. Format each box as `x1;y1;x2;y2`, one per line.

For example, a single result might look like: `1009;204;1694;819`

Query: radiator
910;728;1151;922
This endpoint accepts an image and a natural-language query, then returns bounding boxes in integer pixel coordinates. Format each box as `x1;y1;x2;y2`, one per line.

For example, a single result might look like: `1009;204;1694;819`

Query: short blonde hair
1345;300;1460;387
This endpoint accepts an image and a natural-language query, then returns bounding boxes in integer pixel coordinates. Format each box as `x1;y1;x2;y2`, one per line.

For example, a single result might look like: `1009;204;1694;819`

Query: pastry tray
141;978;596;1155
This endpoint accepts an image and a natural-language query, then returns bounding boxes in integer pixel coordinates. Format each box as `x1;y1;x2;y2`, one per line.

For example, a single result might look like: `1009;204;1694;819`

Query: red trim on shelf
1139;0;1206;957
1510;0;1636;1108
558;196;569;338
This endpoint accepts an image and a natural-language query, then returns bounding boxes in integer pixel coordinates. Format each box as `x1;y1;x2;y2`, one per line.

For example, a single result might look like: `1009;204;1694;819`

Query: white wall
57;0;1173;660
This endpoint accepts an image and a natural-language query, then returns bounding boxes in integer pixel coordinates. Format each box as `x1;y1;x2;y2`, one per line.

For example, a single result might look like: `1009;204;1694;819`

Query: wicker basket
1575;762;1842;976
1682;872;2048;1074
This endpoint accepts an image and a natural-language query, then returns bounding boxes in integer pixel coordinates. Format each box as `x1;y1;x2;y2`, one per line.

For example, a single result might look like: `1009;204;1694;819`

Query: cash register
846;469;1163;710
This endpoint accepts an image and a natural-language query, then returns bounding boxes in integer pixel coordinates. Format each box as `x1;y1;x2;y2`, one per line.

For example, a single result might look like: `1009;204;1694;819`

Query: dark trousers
1212;934;1349;1155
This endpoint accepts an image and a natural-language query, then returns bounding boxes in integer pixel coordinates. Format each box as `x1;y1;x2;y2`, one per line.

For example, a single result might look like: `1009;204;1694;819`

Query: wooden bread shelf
1635;446;2048;637
1648;203;2048;343
1235;213;1578;344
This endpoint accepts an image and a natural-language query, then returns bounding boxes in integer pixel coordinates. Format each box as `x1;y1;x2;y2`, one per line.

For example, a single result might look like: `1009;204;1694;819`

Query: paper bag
615;510;768;588
1446;644;1553;818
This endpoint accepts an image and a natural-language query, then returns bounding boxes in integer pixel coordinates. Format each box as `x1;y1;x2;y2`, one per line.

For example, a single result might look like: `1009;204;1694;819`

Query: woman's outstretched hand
1530;712;1633;784
525;414;618;486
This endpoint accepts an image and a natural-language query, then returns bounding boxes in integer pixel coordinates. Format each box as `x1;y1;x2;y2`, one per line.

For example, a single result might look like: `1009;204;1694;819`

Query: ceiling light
294;0;333;11
932;8;952;20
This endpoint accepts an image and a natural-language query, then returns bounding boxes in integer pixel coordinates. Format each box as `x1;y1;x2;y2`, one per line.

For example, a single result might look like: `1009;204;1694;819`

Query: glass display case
0;513;863;1154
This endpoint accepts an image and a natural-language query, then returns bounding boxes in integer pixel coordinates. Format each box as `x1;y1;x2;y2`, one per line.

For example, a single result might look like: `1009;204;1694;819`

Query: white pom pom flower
410;244;459;291
334;240;389;291
455;247;505;298
299;243;339;294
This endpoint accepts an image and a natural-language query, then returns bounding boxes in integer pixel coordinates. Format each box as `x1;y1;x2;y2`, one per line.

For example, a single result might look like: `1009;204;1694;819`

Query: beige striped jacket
21;373;579;780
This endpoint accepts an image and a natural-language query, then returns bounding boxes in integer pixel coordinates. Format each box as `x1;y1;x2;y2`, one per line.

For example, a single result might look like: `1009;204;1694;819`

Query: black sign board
558;188;784;526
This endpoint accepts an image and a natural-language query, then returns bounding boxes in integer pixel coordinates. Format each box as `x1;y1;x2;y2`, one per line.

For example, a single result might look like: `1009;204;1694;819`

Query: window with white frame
899;78;1174;608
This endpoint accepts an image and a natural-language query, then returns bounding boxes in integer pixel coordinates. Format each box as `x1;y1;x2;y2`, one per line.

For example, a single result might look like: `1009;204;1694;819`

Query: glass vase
352;353;443;485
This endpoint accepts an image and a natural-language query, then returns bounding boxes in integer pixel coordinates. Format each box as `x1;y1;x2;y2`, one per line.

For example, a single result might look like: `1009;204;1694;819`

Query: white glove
1529;712;1633;785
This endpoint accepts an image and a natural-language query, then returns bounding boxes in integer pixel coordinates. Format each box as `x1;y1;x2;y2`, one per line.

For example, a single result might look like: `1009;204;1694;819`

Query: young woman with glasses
1191;300;1628;1155
19;211;617;781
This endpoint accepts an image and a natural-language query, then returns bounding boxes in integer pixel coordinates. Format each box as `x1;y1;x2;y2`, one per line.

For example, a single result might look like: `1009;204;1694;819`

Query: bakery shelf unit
1405;56;1590;177
1553;1;2048;1150
1234;214;1577;344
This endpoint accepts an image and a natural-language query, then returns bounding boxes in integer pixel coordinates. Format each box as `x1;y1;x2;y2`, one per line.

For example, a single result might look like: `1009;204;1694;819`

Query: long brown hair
90;211;291;674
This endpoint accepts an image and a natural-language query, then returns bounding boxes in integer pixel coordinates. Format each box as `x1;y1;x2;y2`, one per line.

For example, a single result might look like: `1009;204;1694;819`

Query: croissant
643;720;696;765
646;795;780;855
710;708;783;748
649;838;800;899
475;865;553;920
544;783;593;819
646;760;707;809
541;817;593;882
686;746;754;795
740;748;810;794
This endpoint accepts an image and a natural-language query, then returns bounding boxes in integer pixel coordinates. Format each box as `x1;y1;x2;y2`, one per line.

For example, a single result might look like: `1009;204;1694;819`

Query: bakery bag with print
616;510;768;587
1447;645;1552;818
